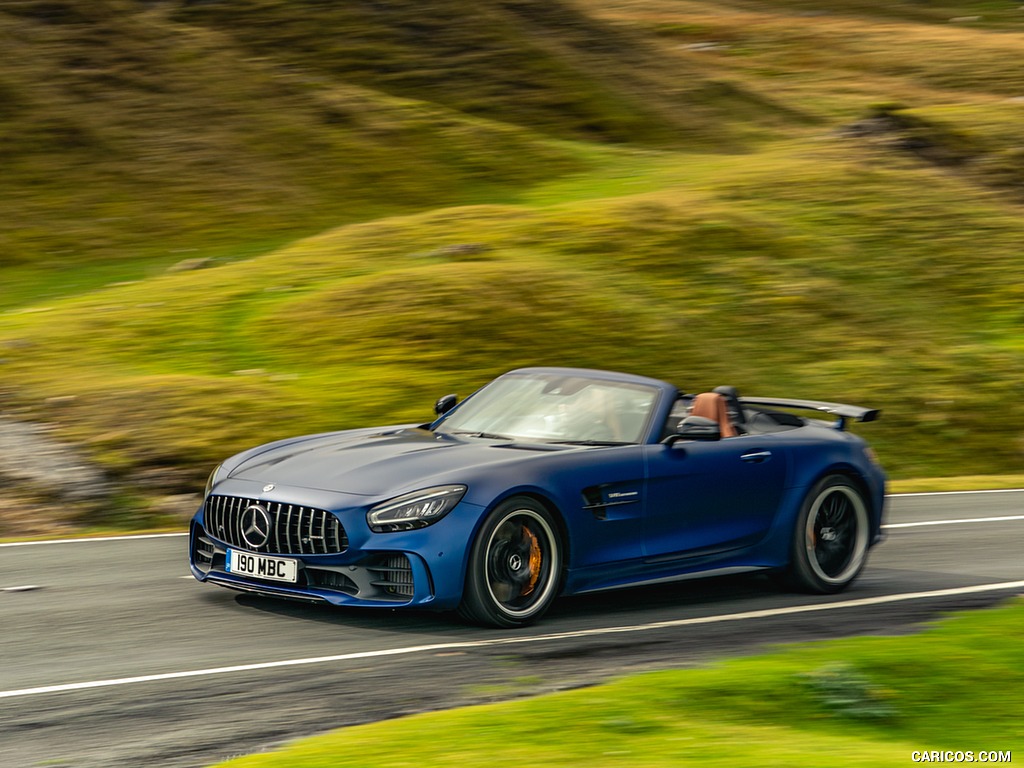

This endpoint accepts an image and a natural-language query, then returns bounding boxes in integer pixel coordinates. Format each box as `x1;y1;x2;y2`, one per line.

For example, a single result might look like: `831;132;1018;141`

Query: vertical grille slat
232;496;245;548
291;506;301;554
207;498;215;534
212;496;222;537
270;501;281;553
303;507;310;555
202;495;347;555
307;507;315;555
333;518;346;552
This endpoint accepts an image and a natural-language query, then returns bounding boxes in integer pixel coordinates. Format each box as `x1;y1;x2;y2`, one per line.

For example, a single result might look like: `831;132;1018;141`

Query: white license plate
226;549;298;583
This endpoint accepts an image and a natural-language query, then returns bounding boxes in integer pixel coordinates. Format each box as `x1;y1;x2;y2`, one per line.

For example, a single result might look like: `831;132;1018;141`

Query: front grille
204;495;348;555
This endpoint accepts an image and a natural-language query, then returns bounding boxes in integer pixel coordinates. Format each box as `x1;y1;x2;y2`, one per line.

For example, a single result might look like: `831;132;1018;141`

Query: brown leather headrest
689;392;738;438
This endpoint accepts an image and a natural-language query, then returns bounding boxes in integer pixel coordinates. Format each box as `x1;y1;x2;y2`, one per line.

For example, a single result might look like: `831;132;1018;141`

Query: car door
540;444;647;567
642;436;788;560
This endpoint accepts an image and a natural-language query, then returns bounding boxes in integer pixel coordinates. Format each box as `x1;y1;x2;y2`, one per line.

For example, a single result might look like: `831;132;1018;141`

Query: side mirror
663;415;721;445
434;394;458;417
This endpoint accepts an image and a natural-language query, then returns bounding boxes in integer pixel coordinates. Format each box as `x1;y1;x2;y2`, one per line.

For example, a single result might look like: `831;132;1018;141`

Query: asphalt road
1;490;1022;768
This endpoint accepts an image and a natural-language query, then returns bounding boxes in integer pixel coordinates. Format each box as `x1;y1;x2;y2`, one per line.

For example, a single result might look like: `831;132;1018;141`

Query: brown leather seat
689;392;738;438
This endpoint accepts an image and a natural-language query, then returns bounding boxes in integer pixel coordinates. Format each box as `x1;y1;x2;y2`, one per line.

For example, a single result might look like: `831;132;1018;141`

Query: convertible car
189;367;886;627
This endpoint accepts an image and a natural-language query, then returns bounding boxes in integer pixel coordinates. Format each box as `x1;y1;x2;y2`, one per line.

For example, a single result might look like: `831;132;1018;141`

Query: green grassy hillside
1;0;1022;531
169;0;789;146
0;1;592;277
0;0;785;280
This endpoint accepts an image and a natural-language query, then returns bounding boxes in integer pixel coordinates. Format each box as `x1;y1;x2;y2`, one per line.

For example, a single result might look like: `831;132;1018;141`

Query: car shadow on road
554;572;783;620
224;571;787;636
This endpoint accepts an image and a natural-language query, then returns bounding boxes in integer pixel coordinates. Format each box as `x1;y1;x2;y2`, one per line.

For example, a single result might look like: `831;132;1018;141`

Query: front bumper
188;492;484;611
190;521;434;606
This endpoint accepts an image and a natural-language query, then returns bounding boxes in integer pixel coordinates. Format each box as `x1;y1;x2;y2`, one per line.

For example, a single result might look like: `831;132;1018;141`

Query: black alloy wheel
459;497;562;628
788;475;870;594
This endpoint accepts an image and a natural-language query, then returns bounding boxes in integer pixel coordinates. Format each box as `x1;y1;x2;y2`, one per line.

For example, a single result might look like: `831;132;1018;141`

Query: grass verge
888;475;1024;494
209;597;1024;767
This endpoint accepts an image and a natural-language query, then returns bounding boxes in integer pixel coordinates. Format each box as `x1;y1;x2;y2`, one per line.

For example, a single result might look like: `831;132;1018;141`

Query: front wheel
786;475;870;594
458;497;562;628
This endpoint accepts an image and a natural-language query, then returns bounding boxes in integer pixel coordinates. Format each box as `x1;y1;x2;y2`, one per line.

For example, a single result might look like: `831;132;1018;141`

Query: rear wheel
458;497;562;628
787;475;869;594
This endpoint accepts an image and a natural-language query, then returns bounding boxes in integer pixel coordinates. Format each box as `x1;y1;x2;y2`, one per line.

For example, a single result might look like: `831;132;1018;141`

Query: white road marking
892;488;1024;497
2;585;42;593
0;533;187;548
2;579;1023;700
884;515;1024;529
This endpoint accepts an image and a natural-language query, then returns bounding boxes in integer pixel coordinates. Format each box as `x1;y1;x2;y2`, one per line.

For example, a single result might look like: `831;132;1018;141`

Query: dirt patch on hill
0;415;199;537
838;104;1024;198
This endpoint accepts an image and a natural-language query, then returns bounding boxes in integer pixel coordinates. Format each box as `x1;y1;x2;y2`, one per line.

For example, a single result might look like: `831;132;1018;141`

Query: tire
786;475;870;594
458;497;562;628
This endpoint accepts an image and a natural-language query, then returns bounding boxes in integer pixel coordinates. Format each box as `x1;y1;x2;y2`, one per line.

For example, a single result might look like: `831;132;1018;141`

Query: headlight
205;463;226;496
367;485;467;533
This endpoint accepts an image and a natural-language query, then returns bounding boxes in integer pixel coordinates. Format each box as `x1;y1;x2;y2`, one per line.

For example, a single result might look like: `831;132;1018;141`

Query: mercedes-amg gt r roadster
190;367;886;627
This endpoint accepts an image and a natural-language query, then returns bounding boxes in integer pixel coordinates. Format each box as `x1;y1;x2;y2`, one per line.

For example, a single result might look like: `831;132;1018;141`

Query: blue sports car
189;367;886;627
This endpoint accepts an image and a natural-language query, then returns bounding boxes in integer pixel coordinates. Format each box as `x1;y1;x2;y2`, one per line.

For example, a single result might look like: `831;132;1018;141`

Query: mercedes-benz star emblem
240;504;272;549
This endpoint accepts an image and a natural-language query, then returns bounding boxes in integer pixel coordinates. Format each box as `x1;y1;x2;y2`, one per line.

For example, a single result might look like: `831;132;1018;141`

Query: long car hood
227;427;559;497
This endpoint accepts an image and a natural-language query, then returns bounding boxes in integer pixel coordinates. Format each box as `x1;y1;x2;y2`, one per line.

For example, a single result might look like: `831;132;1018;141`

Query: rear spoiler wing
739;397;880;432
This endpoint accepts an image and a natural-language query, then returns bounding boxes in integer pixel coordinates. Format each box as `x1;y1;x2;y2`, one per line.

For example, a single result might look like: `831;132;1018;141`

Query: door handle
741;450;772;464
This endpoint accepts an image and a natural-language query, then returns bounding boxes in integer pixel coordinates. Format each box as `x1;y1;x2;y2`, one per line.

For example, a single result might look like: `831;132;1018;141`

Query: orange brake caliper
521;526;542;596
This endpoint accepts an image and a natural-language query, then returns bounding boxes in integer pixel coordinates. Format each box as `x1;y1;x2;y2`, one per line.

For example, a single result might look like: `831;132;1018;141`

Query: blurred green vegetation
1;0;1023;525
212;597;1024;767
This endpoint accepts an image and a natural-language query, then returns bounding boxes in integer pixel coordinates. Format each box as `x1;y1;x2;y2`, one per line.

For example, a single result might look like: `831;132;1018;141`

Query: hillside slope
0;1;594;276
1;0;791;282
170;0;786;146
1;0;1023;533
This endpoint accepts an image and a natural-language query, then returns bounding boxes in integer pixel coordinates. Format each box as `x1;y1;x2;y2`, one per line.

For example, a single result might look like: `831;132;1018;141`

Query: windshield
435;372;659;444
